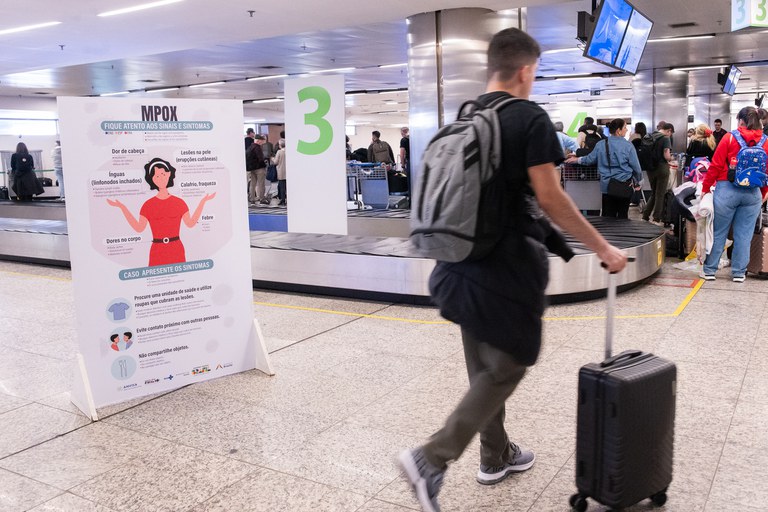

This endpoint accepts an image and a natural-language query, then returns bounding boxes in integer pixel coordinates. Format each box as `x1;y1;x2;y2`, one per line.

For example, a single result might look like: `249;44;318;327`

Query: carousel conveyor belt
0;215;665;304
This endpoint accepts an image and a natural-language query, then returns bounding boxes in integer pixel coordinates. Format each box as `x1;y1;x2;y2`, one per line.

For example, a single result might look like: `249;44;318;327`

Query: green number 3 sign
297;86;333;155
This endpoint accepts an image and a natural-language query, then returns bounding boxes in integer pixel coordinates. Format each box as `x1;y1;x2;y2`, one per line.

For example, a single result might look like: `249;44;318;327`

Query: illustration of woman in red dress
107;157;215;266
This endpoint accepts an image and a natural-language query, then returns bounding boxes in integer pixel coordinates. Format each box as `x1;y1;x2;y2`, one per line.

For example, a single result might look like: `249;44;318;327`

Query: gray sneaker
476;442;535;485
398;447;444;512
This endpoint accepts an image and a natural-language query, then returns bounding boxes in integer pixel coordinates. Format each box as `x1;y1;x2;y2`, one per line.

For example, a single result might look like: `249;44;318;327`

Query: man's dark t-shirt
429;91;564;365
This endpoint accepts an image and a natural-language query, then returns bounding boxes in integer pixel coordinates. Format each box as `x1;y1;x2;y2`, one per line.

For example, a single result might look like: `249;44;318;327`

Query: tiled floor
0;256;767;512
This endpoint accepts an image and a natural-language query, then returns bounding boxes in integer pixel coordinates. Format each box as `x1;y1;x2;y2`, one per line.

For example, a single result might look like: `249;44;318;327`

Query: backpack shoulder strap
731;130;747;148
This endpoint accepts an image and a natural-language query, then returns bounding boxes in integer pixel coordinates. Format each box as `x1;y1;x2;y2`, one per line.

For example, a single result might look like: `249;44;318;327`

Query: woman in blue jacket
566;118;643;218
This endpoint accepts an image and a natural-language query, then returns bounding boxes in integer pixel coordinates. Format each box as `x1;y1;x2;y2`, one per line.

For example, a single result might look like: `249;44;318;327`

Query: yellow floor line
1;269;704;324
255;279;706;324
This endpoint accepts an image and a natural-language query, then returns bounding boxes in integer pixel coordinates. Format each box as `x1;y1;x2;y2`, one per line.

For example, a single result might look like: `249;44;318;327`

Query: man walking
398;27;627;512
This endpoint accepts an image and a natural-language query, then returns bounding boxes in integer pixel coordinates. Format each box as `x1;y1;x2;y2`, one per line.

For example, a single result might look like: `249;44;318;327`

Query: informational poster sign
284;75;347;234
732;0;768;31
58;97;272;418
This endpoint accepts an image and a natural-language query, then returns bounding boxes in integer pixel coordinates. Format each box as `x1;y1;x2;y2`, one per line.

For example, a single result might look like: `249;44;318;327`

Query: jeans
423;327;527;468
703;181;762;277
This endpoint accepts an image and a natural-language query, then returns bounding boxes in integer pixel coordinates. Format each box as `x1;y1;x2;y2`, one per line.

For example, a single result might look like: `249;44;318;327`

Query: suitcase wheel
569;493;587;512
651;489;668;507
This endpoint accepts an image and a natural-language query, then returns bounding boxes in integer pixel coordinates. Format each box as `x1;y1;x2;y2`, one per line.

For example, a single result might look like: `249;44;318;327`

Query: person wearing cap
244;128;255;151
642;122;675;225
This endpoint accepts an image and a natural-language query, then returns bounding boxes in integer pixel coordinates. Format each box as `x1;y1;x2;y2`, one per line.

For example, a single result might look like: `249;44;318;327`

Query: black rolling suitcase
570;271;677;512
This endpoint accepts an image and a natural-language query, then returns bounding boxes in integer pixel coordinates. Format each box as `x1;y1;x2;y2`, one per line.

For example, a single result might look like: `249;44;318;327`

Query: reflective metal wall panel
406;8;522;184
632;69;654;130
654;69;689;154
406;11;440;186
691;94;732;130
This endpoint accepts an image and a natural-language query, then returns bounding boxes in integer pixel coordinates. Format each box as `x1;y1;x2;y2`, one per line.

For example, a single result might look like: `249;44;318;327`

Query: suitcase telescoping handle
601;257;635;361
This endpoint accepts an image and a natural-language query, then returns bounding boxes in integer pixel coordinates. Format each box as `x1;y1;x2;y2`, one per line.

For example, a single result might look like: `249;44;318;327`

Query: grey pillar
691;94;732;130
631;69;688;153
406;8;524;185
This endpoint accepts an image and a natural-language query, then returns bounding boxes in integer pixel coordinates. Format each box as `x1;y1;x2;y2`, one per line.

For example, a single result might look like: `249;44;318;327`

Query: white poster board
284;75;347;234
58;97;272;418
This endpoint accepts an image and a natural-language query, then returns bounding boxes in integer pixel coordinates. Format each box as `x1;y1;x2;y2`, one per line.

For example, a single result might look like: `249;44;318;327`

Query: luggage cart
562;164;601;215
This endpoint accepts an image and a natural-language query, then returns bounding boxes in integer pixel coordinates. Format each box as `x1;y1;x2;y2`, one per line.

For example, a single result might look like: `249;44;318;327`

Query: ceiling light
98;0;185;17
552;74;595;81
648;34;715;43
100;91;130;97
0;21;61;36
251;98;283;104
146;87;180;93
189;81;225;88
671;64;725;71
541;48;581;55
309;67;355;74
379;63;407;69
247;74;288;81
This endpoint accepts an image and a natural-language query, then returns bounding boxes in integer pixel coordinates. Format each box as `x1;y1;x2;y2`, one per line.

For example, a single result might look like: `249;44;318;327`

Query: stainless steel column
632;69;688;153
406;8;523;185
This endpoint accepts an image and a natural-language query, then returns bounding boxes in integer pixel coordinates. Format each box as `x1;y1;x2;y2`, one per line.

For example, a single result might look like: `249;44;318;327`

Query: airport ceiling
2;0;768;125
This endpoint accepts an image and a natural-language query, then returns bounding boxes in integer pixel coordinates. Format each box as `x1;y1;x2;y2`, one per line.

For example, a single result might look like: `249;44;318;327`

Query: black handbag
266;164;278;182
607;178;635;199
604;138;635;199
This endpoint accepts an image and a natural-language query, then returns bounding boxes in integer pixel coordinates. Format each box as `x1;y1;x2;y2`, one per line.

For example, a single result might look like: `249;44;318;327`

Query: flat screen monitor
723;65;741;96
583;0;654;75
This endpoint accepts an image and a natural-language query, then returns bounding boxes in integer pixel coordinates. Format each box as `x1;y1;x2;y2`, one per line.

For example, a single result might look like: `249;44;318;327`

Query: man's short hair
246;128;255;135
660;122;674;132
372;130;381;138
254;134;266;140
584;117;595;125
714;118;722;124
553;121;564;132
487;28;541;82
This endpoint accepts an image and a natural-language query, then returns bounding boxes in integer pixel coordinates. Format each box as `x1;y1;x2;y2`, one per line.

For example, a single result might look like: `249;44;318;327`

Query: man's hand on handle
597;245;628;273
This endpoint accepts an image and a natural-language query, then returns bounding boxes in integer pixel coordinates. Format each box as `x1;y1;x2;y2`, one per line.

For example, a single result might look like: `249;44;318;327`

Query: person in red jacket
701;107;768;282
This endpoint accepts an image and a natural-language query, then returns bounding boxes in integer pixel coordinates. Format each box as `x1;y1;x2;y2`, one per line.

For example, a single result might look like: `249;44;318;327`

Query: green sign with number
296;86;333;155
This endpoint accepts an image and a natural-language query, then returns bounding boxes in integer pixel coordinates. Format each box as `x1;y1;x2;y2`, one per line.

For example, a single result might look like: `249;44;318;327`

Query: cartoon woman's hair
144;157;177;190
110;334;119;342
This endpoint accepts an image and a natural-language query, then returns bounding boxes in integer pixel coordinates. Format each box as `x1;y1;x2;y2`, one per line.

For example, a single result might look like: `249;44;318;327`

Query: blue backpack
730;131;768;188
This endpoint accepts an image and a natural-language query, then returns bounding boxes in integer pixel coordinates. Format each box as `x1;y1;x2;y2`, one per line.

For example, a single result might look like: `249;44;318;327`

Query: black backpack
15;154;34;174
575;129;602;156
635;135;654;171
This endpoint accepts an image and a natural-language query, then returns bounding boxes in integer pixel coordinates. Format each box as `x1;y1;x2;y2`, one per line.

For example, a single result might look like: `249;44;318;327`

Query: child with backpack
700;106;768;282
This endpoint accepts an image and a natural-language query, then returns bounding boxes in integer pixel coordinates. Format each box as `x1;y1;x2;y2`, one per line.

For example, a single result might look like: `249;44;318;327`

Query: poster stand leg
251;319;275;376
70;353;99;421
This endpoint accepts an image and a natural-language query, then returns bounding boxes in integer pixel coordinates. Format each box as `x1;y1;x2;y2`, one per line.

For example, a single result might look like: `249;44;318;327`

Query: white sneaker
699;273;716;281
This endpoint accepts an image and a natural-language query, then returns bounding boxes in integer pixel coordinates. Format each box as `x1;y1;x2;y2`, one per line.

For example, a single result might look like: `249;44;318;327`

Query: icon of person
110;334;120;352
107;157;215;267
123;331;133;350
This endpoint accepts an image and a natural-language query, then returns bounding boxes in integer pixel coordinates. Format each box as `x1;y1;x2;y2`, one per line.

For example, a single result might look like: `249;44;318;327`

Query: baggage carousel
0;201;665;304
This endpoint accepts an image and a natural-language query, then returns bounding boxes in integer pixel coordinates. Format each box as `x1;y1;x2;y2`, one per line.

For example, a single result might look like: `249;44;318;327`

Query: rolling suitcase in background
748;204;768;276
570;270;677;512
